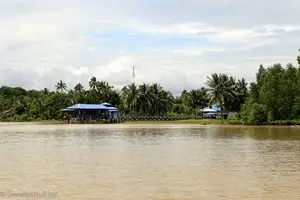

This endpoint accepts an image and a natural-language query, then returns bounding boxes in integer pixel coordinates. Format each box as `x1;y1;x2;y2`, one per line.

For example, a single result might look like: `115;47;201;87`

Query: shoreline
122;120;300;127
0;119;299;127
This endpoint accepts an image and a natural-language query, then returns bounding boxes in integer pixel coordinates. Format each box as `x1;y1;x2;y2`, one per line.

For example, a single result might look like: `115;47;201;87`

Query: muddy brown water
0;123;300;199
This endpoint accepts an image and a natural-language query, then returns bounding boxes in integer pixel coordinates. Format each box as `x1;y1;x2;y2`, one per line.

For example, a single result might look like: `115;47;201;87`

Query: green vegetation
240;51;300;125
0;73;247;122
1;50;300;125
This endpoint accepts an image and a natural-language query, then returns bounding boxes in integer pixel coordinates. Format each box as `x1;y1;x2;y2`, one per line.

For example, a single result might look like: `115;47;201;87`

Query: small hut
200;104;221;119
61;103;118;123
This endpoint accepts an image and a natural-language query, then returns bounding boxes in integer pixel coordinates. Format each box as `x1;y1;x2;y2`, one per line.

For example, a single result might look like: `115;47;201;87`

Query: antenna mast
132;66;136;84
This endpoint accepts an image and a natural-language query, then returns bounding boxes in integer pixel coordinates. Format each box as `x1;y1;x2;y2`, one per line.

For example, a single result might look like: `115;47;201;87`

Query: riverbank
0;119;239;125
1;119;300;126
122;119;231;125
123;119;300;126
0;120;60;125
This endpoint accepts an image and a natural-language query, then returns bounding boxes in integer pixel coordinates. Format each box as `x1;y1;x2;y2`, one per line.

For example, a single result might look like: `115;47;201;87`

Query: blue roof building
200;104;221;112
63;103;117;111
211;104;221;111
61;103;118;122
200;104;222;119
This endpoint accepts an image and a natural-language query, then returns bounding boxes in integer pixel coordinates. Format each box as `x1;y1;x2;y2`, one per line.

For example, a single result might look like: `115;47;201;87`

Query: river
0;123;300;199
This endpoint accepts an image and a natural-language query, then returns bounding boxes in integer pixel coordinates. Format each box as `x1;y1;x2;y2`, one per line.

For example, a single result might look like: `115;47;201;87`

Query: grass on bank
2;118;300;126
122;119;300;126
122;119;238;125
0;118;239;125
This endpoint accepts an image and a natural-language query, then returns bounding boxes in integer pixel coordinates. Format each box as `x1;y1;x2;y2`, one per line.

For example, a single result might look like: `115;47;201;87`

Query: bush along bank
238;60;300;125
227;118;300;126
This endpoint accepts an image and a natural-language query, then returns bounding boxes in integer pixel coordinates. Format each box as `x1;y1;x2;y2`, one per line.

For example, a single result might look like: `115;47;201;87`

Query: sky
0;0;300;95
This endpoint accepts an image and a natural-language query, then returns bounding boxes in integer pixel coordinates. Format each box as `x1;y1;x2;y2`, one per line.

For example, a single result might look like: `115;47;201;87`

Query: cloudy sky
1;0;300;94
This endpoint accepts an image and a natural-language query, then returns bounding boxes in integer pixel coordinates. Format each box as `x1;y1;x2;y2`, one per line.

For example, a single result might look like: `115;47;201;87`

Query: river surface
0;123;300;200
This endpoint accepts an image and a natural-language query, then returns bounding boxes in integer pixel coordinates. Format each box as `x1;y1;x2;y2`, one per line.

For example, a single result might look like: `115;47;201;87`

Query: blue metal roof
211;105;221;111
201;104;221;112
65;104;117;110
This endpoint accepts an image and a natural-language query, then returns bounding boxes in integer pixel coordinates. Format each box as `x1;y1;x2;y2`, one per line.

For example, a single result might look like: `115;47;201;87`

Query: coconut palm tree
96;81;113;92
137;83;152;114
107;90;121;107
72;83;85;104
198;87;209;109
224;77;248;112
158;90;174;115
55;80;67;93
43;88;49;95
206;73;235;116
96;81;113;102
89;76;97;90
121;83;138;113
187;88;208;116
234;78;248;110
74;83;84;93
236;78;248;97
150;83;164;115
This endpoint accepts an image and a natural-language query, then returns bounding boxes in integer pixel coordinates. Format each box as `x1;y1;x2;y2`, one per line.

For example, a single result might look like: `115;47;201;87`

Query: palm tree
150;83;164;115
236;78;248;97
55;80;67;93
96;81;113;92
96;81;113;102
72;83;85;104
206;73;235;117
89;76;97;90
223;76;238;111
43;88;49;95
198;87;209;109
187;88;208;116
121;83;138;113
74;83;84;93
235;78;248;110
137;83;152;114
158;90;174;115
107;90;121;107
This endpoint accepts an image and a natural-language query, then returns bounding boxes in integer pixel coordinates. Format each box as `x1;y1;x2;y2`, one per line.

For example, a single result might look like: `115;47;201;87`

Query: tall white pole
132;66;135;84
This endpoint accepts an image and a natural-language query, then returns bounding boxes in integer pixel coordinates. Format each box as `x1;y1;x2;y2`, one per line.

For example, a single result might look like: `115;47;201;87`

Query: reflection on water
0;124;300;200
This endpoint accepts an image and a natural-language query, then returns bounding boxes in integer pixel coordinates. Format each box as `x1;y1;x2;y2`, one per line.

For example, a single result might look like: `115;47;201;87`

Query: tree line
0;75;247;121
0;51;299;124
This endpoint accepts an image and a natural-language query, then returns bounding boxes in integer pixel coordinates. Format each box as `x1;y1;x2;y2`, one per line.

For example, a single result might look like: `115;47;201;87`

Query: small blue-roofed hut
61;103;118;123
200;104;221;119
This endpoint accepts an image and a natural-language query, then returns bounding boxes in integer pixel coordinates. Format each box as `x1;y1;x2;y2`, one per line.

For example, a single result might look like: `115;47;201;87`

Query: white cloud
0;0;300;94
